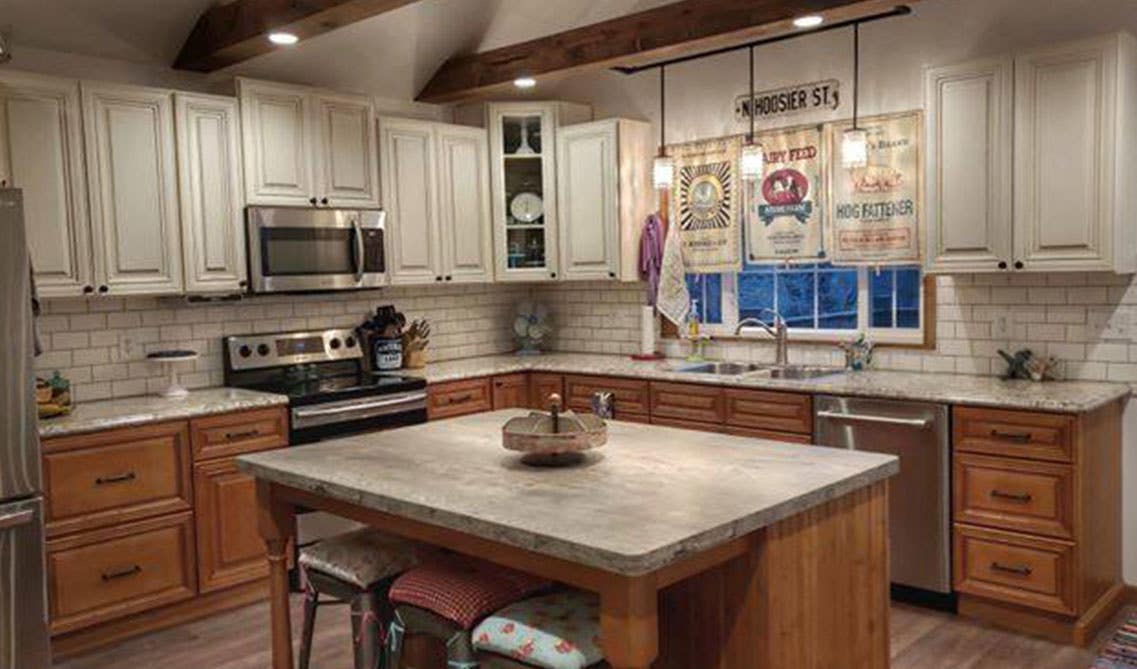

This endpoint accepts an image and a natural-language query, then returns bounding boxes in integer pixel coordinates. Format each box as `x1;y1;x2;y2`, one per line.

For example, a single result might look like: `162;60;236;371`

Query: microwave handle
351;219;365;282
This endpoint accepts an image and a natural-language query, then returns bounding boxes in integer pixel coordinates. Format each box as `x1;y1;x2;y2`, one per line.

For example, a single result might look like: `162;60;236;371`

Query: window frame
694;265;929;346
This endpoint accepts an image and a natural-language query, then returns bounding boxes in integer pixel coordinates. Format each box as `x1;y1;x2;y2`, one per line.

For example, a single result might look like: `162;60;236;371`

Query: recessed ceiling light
268;32;300;46
513;77;537;89
793;15;824;29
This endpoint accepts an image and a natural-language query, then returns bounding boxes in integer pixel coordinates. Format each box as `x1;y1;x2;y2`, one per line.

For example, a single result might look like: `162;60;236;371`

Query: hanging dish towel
638;214;664;306
656;220;690;327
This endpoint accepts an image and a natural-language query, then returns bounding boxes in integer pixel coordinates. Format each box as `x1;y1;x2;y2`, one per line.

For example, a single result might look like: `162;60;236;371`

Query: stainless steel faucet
735;308;789;366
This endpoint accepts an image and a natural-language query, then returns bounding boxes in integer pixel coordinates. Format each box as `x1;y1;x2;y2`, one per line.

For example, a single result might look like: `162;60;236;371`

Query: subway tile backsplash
37;270;1137;403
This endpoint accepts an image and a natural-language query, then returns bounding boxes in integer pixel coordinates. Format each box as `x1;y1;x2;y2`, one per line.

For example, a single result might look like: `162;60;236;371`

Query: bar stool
472;589;608;669
298;529;425;669
385;556;551;669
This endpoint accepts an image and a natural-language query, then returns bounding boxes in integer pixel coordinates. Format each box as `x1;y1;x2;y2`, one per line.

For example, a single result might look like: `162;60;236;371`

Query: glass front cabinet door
488;103;559;282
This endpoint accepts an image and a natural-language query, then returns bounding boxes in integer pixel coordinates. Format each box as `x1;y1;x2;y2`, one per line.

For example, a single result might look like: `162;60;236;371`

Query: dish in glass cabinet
510;191;544;223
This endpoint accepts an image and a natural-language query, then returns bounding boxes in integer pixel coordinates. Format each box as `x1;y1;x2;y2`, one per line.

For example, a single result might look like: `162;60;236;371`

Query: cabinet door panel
558;121;618;280
1014;39;1116;270
82;83;182;295
0;73;92;296
175;93;246;293
194;458;270;593
380;118;441;285
238;80;314;205
925;58;1013;273
316;93;378;206
437;124;493;283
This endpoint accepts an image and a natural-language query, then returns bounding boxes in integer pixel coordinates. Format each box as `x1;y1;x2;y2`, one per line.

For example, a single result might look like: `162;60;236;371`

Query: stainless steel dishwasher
814;395;951;597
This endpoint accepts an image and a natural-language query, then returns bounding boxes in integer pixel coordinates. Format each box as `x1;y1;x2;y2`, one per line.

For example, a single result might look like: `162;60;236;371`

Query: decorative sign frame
827;110;924;265
669;136;742;273
745;124;826;262
734;79;841;123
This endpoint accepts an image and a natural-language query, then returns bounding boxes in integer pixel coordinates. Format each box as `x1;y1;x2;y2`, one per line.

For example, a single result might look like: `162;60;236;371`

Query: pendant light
842;23;869;168
652;65;674;189
740;45;765;180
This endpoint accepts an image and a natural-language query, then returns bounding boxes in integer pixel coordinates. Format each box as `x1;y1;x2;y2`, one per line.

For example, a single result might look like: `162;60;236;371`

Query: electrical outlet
119;332;138;360
991;313;1012;339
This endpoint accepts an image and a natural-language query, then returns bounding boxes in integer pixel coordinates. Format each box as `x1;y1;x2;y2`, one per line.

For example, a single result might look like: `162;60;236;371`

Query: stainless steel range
223;328;427;559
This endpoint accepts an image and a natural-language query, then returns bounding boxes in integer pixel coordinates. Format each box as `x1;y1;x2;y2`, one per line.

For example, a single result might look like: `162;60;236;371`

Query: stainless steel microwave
246;206;386;293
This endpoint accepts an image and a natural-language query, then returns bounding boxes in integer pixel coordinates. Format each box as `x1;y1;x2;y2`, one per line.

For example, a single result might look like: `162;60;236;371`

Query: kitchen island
239;410;899;669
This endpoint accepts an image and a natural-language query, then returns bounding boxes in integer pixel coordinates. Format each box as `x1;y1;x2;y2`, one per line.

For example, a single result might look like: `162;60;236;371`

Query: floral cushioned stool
472;590;607;669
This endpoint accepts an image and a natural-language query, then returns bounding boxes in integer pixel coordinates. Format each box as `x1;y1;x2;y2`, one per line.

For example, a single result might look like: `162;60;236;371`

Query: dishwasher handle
815;410;931;429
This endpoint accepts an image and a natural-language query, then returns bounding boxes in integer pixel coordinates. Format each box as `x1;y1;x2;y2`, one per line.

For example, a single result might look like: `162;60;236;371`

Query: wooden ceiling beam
174;0;421;73
417;0;916;104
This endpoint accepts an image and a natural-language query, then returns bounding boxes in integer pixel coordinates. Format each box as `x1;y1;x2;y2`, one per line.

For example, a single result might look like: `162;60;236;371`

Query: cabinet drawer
953;406;1074;462
650;382;725;424
42;421;192;538
491;374;529;410
954;454;1074;539
194;458;270;593
722;425;813;445
953;524;1075;615
724;388;812;435
649;416;724;433
47;512;196;634
190;407;288;462
529;373;565;409
564;375;649;419
428;378;493;420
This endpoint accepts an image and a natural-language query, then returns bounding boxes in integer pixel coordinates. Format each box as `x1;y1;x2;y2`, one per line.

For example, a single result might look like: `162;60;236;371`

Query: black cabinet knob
1014;261;1024;270
997;261;1007;270
320;197;329;206
97;285;108;294
238;280;247;288
550;272;557;279
435;276;442;282
309;197;318;205
82;285;94;294
445;275;452;281
608;271;616;279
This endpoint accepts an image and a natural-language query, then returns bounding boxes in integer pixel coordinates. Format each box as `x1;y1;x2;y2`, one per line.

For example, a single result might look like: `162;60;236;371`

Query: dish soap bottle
685;300;707;361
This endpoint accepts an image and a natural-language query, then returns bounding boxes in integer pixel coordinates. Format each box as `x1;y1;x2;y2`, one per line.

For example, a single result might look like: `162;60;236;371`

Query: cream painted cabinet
1013;33;1135;273
380;117;442;285
436;123;493;283
924;58;1014;273
0;72;93;297
238;78;378;208
175;93;246;294
81;82;183;296
557;119;653;281
925;33;1137;274
379;117;493;285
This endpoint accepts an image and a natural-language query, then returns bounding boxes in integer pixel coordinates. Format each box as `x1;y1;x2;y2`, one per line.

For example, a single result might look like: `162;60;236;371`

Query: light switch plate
991;313;1012;339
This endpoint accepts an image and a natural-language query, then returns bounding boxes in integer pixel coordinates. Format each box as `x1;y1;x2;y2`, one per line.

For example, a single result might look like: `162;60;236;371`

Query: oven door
247;206;386;293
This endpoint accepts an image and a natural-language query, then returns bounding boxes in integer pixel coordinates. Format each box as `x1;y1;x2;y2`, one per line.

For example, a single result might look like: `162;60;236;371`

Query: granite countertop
411;353;1130;413
239;409;898;575
38;388;289;439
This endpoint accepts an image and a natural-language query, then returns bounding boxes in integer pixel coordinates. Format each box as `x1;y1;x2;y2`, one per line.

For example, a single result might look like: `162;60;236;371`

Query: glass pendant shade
653;154;674;189
842;128;869;168
740;142;765;180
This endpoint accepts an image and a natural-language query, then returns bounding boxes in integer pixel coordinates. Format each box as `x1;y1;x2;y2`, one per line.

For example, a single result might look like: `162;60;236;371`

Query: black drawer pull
990;562;1032;577
447;393;474;404
990;490;1033;503
101;564;142;581
224;429;261;441
990;429;1032;443
95;472;136;486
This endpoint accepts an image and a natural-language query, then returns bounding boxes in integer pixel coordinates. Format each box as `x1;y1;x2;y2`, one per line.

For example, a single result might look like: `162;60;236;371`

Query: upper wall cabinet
237;78;378;208
175;93;247;293
925;33;1137;274
0;72;93;297
81;82;183;296
557;119;654;281
379;117;492;285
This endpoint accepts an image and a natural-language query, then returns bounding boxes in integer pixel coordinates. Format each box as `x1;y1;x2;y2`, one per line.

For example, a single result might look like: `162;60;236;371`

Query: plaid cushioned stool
298;529;425;669
385;557;550;669
472;590;607;669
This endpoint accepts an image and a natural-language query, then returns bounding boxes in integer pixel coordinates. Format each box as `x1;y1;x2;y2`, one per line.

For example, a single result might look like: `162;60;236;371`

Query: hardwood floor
55;598;1118;669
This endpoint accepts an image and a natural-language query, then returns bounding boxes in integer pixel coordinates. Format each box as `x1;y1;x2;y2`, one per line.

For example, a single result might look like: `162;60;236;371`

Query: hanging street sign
735;79;841;123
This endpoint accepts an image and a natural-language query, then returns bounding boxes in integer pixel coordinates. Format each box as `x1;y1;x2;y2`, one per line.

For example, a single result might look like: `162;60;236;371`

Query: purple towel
638;214;664;306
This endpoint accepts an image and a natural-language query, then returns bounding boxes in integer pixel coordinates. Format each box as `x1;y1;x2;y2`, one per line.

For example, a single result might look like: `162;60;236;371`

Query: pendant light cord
748;45;755;143
852;23;860;131
659;65;667;156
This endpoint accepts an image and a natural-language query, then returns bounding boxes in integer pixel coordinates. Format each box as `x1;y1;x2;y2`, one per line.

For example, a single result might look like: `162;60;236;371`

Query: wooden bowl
502;407;607;467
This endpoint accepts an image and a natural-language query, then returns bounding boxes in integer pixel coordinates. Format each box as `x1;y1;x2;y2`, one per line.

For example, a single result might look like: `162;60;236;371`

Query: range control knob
238;345;252;358
256;344;271;356
329;338;342;350
345;336;356;348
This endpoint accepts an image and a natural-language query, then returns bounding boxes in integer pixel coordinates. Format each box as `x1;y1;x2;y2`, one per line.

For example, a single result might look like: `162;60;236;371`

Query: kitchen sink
674;361;845;379
675;361;766;375
750;365;845;380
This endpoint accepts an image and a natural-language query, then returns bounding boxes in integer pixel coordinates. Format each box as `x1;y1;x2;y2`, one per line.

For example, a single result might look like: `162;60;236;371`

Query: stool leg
351;591;383;669
386;610;406;669
299;592;319;669
445;631;478;669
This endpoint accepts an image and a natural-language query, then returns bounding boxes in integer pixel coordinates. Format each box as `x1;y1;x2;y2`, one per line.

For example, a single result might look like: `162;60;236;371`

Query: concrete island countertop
238;409;899;575
412;353;1131;413
37;387;289;439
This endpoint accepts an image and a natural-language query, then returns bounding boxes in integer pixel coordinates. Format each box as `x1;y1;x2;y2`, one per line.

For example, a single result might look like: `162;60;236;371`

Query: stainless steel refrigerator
0;189;50;669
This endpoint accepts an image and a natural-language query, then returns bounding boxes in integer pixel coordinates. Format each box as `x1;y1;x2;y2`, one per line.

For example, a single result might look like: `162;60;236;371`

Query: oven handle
816;410;931;429
351;219;365;283
293;392;427;419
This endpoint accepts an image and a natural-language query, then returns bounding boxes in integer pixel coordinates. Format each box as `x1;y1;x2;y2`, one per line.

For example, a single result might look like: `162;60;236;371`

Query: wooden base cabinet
951;401;1124;646
193;458;270;593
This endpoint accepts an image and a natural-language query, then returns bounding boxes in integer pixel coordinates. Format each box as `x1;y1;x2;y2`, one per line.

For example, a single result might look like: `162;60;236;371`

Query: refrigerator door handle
0;508;34;530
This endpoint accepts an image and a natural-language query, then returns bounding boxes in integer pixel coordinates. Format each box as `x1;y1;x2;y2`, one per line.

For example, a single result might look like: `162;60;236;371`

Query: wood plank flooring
55;598;1116;669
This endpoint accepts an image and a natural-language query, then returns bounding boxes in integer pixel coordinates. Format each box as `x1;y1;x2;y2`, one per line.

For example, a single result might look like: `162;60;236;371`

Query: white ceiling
0;0;676;99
